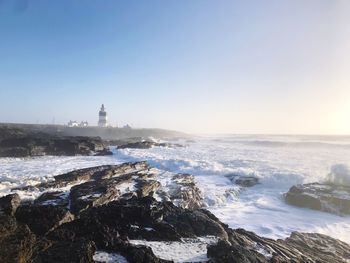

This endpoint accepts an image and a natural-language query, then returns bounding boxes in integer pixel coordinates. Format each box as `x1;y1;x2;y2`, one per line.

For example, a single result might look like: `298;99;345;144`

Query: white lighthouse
98;104;108;127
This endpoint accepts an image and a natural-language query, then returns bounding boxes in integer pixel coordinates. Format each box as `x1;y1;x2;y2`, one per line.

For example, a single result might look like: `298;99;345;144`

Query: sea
1;134;350;245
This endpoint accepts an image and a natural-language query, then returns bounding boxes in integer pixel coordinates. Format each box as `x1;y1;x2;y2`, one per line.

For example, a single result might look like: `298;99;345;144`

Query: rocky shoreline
1;161;349;263
0;126;112;157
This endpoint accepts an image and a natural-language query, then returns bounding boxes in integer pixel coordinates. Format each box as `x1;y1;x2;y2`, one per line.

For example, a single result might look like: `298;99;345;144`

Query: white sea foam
93;251;128;263
129;237;218;262
326;164;350;186
113;135;350;244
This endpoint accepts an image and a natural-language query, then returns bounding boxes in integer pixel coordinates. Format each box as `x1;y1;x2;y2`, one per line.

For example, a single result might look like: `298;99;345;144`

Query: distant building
123;124;131;129
68;120;79;127
68;120;89;127
80;121;89;127
98;104;108;127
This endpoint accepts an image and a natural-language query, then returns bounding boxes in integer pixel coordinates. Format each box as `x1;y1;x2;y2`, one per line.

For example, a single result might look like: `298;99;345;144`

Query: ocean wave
325;164;350;187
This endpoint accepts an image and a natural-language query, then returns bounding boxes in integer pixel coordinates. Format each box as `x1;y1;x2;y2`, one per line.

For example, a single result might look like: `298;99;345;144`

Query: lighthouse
98;104;108;127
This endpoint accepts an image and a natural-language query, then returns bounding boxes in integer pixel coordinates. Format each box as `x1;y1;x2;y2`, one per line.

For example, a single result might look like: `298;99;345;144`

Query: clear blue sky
0;0;349;134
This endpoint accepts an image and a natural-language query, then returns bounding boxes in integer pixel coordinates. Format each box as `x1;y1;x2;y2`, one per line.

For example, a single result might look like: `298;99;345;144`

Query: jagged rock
136;179;161;198
17;162;150;192
226;174;259;187
164;208;228;240
207;239;268;263
15;204;74;235
219;228;350;263
32;239;96;263
0;214;36;263
69;174;133;214
122;244;173;263
94;148;113;156
50;196;228;246
168;173;202;210
117;140;183;149
235;176;259;187
35;191;69;207
0;133;110;157
0;193;21;216
285;183;350;214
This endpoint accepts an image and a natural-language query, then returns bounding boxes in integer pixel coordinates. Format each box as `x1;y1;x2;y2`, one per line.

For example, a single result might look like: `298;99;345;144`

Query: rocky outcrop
226;174;259;187
207;228;350;263
15;204;74;236
168;173;202;209
0;133;111;157
0;213;37;263
32;239;96;263
285;182;350;214
2;161;350;263
0;193;21;216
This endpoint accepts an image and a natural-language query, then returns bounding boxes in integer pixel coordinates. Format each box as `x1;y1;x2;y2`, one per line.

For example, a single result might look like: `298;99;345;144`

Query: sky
0;0;349;134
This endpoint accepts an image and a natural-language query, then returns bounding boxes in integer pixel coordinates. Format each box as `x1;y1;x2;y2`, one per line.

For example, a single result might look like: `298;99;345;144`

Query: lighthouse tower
98;104;108;127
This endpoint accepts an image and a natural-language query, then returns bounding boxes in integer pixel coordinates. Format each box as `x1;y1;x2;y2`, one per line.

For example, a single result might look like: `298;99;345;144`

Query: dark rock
35;191;69;208
0;193;21;216
94;148;113;156
164;209;228;240
16;204;74;235
223;228;350;263
0;214;36;263
32;239;96;263
0;133;110;157
226;174;259;187
285;183;350;214
235;176;259;187
0;146;29;157
69;174;133;214
168;173;202;210
15;162;149;192
136;179;161;198
207;239;268;263
123;244;173;263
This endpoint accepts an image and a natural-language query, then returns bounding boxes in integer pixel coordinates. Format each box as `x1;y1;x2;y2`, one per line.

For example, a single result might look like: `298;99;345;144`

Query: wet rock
226;174;259;187
0;193;21;216
285;183;350;214
207;239;268;263
0;133;110;157
32;239;96;263
164;208;228;240
235;176;259;187
94;148;113;156
223;228;350;263
168;173;202;210
122;244;173;263
35;191;69;208
0;214;36;263
15;204;74;235
50;196;228;246
136;179;161;198
16;162;149;192
69;174;133;214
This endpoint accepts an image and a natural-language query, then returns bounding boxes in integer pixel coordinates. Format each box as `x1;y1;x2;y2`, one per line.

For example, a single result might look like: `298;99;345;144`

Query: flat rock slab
69;174;133;215
285;182;350;214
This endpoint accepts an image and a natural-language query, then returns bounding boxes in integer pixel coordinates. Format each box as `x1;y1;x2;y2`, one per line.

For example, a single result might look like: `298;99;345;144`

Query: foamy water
1;135;350;244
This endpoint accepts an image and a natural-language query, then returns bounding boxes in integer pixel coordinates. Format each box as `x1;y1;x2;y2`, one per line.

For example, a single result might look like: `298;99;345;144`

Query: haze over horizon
0;0;349;135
